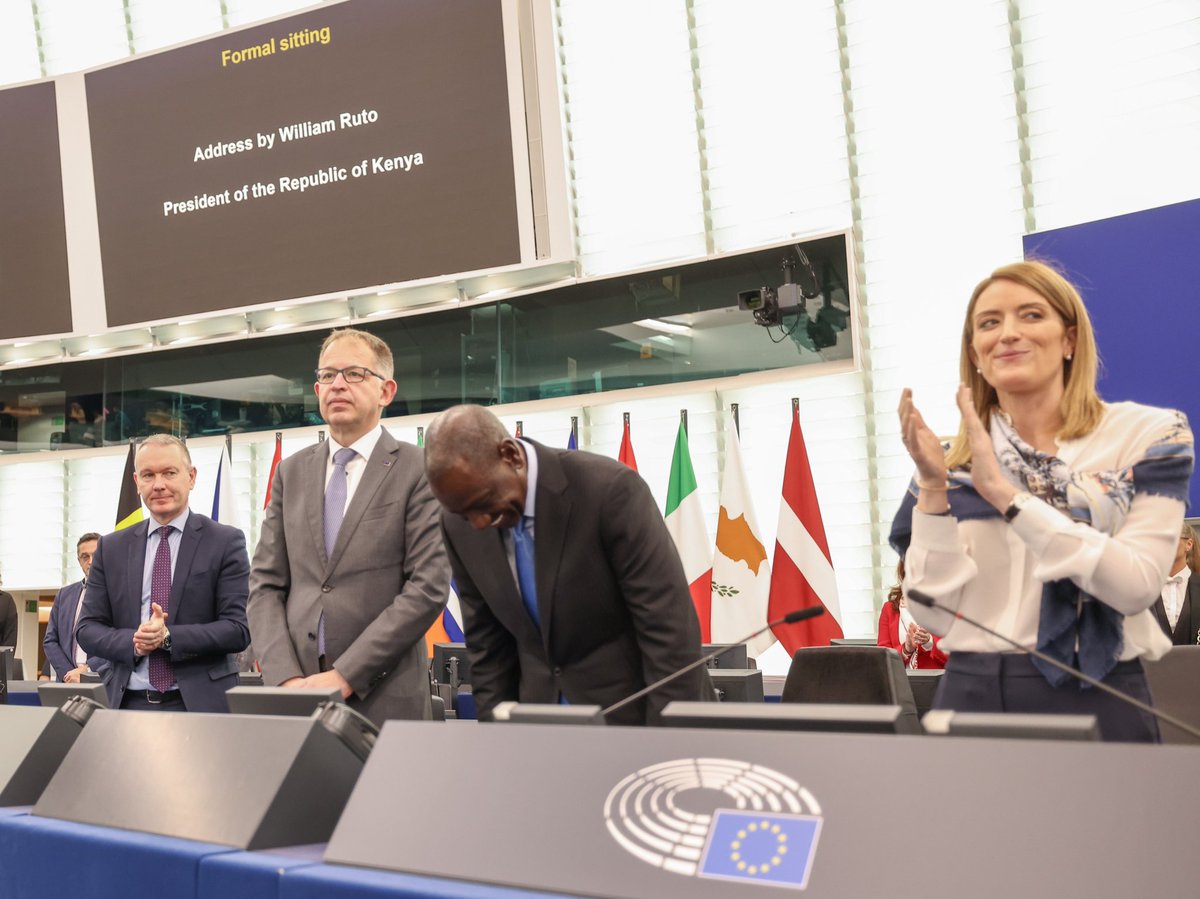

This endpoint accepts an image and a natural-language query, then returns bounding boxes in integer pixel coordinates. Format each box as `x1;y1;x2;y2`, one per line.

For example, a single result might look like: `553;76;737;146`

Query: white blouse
904;402;1186;662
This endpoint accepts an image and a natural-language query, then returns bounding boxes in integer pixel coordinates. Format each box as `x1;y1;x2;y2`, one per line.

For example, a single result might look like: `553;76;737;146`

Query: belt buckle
146;690;162;704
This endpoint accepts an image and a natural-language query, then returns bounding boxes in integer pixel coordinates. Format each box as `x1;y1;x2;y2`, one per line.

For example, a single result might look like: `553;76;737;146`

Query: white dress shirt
1162;566;1190;632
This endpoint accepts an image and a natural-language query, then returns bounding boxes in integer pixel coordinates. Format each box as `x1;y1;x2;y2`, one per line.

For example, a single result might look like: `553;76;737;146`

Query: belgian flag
114;441;144;530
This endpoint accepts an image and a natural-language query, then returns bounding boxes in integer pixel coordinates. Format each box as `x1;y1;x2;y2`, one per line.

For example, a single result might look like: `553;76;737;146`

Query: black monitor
709;669;764;703
37;683;110;709
0;647;17;683
225;686;342;717
701;644;751;669
905;669;944;717
662;702;910;734
922;710;1100;741
492;702;605;725
0;648;8;705
829;637;877;647
430;642;471;690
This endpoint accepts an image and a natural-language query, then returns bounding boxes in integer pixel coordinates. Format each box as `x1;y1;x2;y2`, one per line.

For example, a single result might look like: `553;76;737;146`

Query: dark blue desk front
0;813;567;898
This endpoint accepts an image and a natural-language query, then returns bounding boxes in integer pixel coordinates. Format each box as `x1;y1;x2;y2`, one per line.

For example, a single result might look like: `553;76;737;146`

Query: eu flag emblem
697;810;822;889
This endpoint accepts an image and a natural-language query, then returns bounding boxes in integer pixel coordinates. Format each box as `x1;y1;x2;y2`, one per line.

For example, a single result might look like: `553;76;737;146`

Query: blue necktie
319;447;357;657
512;516;540;627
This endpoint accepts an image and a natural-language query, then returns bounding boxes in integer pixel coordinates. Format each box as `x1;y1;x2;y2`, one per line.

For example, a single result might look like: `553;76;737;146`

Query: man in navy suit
43;532;107;682
78;435;250;712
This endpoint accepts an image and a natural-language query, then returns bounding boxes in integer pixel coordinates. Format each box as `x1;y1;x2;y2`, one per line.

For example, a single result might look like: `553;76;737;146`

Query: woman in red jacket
878;561;947;669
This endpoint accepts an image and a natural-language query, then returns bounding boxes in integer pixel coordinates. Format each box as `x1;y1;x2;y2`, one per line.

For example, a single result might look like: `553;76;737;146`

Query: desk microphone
907;589;1200;741
601;606;825;720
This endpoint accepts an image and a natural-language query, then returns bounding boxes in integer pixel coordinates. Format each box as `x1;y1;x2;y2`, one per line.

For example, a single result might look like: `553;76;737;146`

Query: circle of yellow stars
728;820;788;876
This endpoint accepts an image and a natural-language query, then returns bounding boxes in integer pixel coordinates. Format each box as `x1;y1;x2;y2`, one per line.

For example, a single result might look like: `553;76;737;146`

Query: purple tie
319;448;356;657
148;526;175;693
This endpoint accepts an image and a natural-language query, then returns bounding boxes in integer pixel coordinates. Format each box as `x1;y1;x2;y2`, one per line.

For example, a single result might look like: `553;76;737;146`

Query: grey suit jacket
248;428;450;726
441;441;710;725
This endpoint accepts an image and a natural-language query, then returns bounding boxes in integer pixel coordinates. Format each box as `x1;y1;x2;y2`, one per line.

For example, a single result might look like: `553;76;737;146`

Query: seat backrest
781;646;921;733
1143;645;1200;745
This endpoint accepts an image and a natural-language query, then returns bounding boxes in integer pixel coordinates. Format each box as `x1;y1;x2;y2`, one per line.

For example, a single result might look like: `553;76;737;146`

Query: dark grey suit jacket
441;441;710;726
1152;574;1200;645
77;513;250;712
0;591;15;648
248;428;450;726
43;580;108;681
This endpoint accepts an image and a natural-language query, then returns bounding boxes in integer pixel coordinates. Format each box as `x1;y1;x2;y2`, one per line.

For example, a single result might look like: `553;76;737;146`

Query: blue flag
698;811;821;889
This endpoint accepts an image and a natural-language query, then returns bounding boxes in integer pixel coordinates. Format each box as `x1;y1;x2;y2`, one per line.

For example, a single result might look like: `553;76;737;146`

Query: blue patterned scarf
890;409;1194;688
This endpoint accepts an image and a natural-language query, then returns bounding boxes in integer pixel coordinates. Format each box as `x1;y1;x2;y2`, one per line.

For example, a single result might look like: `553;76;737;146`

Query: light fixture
634;318;692;336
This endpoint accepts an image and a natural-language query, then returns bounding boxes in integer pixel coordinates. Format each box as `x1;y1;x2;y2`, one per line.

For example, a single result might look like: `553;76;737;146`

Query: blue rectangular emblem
698;810;821;889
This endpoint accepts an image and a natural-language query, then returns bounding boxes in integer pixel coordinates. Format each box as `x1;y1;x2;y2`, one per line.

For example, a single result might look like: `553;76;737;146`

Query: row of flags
110;403;840;661
652;404;843;659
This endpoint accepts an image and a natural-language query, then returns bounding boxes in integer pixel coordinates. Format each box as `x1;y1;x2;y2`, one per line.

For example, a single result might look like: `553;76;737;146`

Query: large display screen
84;0;524;327
0;81;73;339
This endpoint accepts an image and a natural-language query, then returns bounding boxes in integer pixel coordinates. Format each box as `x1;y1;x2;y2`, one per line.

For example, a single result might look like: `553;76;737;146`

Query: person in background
1151;522;1200;645
891;260;1193;742
44;532;108;682
0;565;16;648
877;559;947;669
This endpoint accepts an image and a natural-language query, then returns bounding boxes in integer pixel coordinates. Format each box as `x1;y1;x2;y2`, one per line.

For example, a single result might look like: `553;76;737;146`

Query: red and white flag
617;414;638;471
263;433;283;508
769;402;843;651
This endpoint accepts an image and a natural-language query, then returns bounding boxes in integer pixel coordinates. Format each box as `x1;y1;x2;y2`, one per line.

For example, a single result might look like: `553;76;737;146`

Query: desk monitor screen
662;702;906;733
492;702;605;725
37;683;109;709
701;644;751;669
226;686;342;717
430;642;471;689
905;669;944;718
709;669;765;703
0;647;16;683
922;711;1100;742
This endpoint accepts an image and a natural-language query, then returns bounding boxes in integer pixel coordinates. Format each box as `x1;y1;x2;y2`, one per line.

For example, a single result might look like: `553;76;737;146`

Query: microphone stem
601;616;783;720
941;604;1200;741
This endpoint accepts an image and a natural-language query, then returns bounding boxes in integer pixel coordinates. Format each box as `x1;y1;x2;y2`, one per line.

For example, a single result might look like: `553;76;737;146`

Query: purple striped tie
319;448;357;656
148;526;174;693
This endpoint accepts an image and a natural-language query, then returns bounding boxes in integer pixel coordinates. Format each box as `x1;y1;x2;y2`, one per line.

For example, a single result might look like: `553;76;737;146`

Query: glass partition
0;235;852;455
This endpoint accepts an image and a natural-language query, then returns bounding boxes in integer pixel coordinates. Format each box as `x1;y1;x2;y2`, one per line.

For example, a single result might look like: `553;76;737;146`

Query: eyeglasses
314;366;386;385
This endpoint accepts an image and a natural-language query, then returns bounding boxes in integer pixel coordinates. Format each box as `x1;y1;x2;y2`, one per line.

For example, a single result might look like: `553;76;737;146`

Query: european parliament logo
603;758;822;890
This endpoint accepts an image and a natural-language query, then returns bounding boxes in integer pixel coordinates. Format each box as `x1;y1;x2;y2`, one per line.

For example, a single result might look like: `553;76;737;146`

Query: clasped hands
133;602;169;656
903;620;932;655
281;670;354;699
898;385;1018;513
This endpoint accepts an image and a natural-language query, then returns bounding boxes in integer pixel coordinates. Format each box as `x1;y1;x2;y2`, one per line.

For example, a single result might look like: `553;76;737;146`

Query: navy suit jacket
43;580;108;680
77;512;251;712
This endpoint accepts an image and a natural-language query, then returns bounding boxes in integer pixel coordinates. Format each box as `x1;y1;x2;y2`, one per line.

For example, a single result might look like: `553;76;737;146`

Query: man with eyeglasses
248;327;450;726
77;435;251;711
43;532;109;682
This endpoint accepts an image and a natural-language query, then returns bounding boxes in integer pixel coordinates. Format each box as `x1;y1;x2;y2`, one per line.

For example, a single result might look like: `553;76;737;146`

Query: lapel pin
382;460;392;467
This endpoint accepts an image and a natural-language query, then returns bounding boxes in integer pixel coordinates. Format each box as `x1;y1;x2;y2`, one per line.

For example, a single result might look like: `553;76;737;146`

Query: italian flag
664;421;712;641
